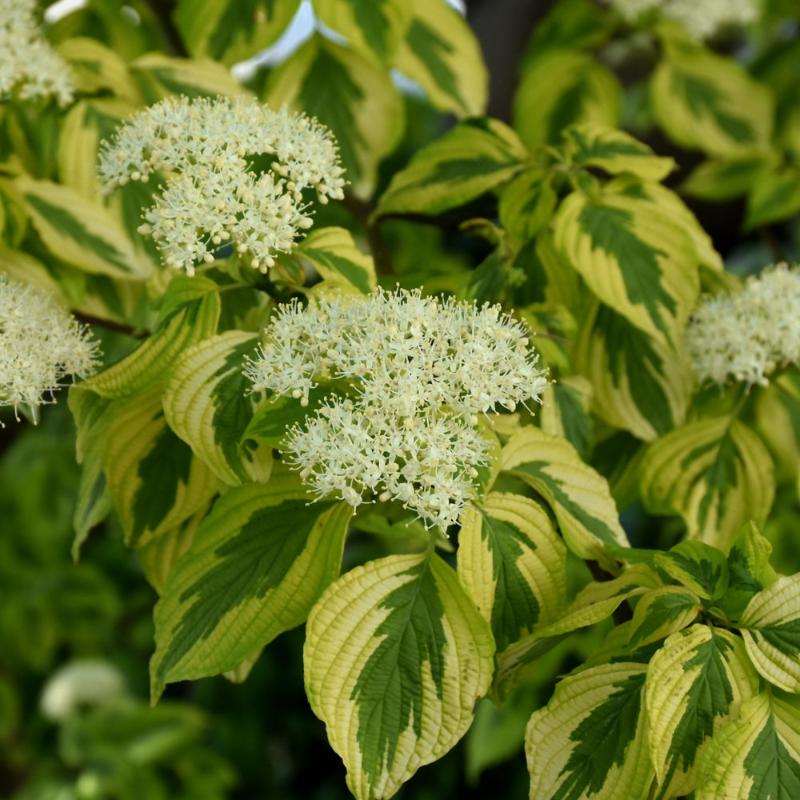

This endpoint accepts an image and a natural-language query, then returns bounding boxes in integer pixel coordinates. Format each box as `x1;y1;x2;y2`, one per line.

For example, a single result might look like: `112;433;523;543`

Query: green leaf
500;426;629;562
498;168;557;247
655;541;730;601
640;416;776;552
651;39;773;158
645;624;759;797
495;565;660;697
392;0;487;116
15;176;153;280
295;226;377;294
304;551;494;800
265;34;404;196
376;118;526;218
103;391;219;547
755;372;800;481
162;331;274;486
457;492;567;652
741;575;800;692
696;691;800;800
522;0;614;55
131;53;246;101
174;0;301;65
745;167;800;230
575;302;691;441
564;124;675;182
553;183;700;347
512;49;620;150
79;288;220;399
627;586;700;649
525;662;653;800
57;37;142;103
539;376;594;460
719;522;778;620
151;472;351;696
682;157;776;202
314;0;410;65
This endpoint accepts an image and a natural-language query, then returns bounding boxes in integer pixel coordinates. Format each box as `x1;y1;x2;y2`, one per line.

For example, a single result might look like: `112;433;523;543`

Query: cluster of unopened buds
0;276;98;422
246;288;548;530
98;95;346;276
686;263;800;387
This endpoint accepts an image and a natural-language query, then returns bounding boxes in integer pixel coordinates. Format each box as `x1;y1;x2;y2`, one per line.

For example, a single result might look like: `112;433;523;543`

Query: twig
73;311;148;340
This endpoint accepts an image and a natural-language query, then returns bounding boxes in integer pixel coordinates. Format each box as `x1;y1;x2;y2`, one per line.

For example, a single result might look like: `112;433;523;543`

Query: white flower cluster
0;276;98;419
98;95;346;276
686;264;800;387
40;660;125;721
246;289;548;529
611;0;758;39
0;0;74;105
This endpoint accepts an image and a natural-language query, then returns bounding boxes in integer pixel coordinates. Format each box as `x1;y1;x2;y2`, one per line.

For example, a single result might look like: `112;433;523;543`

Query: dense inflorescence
245;288;548;529
98;95;346;276
610;0;759;39
0;276;98;419
686;263;800;387
0;0;75;105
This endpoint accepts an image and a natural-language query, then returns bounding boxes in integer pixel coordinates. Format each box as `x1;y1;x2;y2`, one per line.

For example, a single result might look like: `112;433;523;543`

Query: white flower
610;0;759;38
246;288;548;529
0;275;98;420
0;0;74;105
98;95;346;276
40;660;125;721
686;263;800;387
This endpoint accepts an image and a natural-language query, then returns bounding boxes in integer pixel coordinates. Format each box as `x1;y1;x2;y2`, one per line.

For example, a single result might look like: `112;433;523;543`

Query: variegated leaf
392;0;487;116
457;492;567;652
553;184;700;347
304;551;494;800
651;37;773;158
696;691;800;800
500;427;629;561
654;541;729;601
512;49;620;149
646;624;759;797
539;376;593;460
162;331;273;486
376;118;526;218
575;302;691;441
525;662;653;800
495;565;660;696
640;416;775;552
720;522;778;620
151;473;351;696
741;575;800;692
627;586;700;649
295;226;377;294
131;53;246;101
103;390;219;547
564;124;675;181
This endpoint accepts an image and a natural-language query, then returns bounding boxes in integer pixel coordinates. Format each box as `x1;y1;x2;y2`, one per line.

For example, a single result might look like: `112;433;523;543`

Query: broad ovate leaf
294;226;376;294
304;551;494;800
640;417;775;552
151;473;351;696
392;0;487;116
376;118;526;218
163;331;273;486
651;38;773;158
696;691;800;800
553;184;700;347
500;427;628;562
102;390;219;547
512;49;620;149
741;575;800;692
15;176;153;280
458;492;567;652
645;624;759;797
525;662;653;800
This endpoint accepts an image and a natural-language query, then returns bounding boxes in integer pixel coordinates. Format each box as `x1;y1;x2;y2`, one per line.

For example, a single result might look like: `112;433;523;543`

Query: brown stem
73;312;148;340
